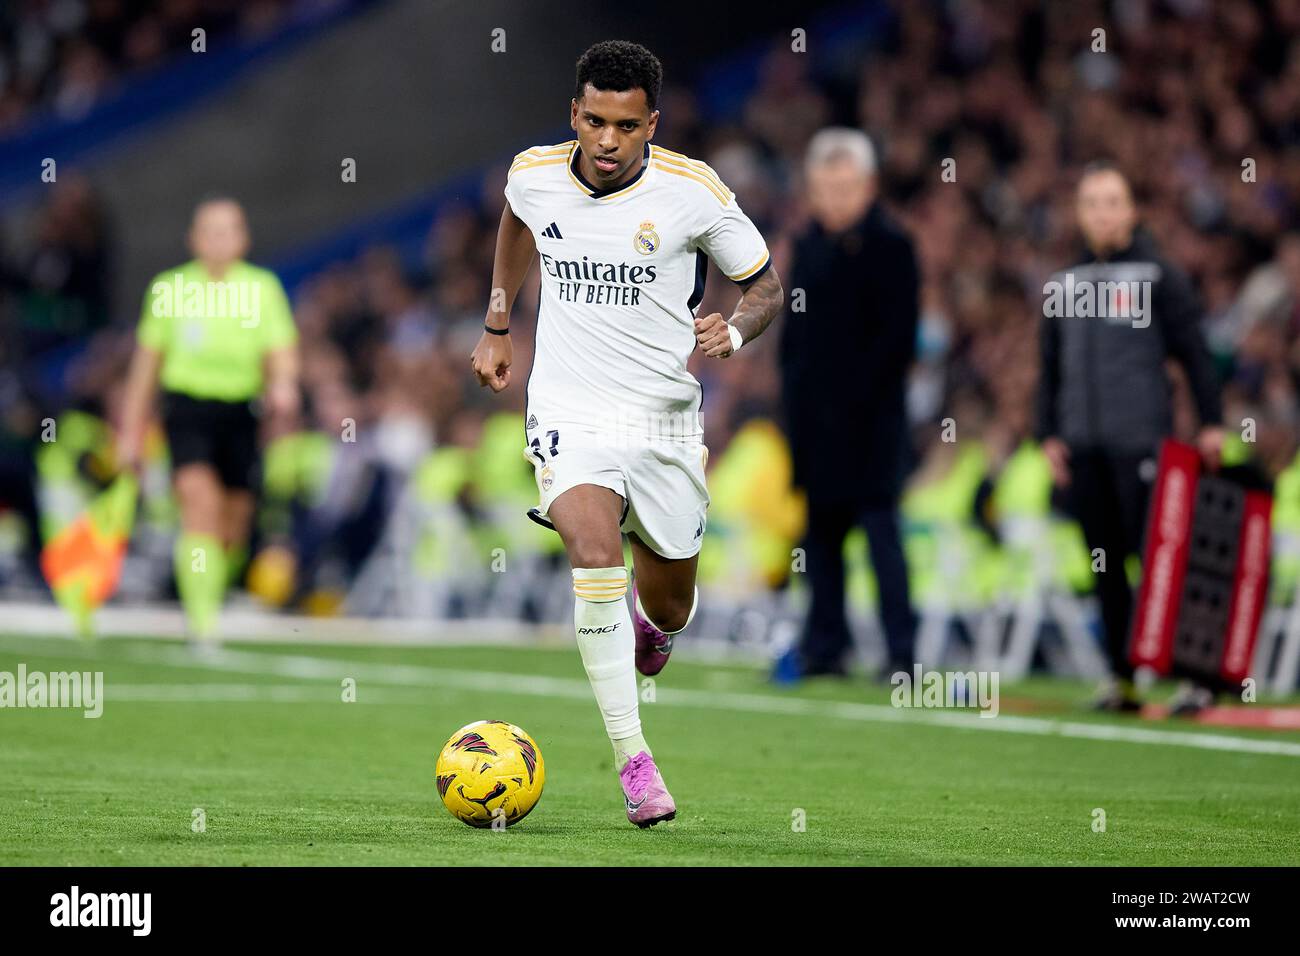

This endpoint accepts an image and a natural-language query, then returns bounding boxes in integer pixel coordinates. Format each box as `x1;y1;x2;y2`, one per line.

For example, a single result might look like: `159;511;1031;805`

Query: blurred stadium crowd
0;0;314;133
3;1;1300;667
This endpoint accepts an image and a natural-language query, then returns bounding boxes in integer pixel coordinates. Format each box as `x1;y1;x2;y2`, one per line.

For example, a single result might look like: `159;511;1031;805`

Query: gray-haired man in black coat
778;128;919;681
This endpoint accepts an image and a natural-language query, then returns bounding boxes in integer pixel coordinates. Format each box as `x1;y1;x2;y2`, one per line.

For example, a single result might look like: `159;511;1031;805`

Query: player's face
570;85;658;187
807;158;875;233
189;200;250;270
1076;171;1136;254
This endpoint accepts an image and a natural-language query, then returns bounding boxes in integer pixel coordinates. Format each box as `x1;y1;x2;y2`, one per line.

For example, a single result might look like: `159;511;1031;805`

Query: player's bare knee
566;539;624;574
643;592;693;632
656;604;691;633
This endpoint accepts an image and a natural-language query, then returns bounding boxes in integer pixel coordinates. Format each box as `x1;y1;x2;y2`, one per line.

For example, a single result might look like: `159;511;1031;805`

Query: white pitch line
0;601;571;646
10;639;1296;759
105;683;398;703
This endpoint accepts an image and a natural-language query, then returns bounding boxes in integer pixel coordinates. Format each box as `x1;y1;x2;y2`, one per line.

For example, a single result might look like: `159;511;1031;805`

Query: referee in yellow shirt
118;197;299;643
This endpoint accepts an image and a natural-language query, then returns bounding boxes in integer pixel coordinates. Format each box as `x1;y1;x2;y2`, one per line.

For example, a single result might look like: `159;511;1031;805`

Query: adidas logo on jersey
541;222;563;239
526;414;538;430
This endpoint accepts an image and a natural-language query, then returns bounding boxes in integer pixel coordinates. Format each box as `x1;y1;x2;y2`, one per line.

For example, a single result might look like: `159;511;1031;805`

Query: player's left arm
263;346;300;420
1156;259;1224;464
261;274;301;420
695;267;784;358
692;179;783;359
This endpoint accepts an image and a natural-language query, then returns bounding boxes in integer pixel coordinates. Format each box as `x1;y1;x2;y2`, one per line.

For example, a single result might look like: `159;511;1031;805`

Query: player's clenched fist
694;312;737;358
471;330;513;392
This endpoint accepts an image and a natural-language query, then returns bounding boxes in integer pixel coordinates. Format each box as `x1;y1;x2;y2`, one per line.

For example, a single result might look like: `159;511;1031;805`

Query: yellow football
435;720;545;828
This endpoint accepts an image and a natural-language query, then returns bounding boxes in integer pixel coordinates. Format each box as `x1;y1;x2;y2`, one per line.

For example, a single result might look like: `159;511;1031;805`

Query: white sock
635;585;699;635
572;567;647;771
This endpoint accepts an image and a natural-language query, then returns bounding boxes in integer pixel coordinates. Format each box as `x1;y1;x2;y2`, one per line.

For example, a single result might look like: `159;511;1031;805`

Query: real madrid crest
633;221;659;255
540;465;554;492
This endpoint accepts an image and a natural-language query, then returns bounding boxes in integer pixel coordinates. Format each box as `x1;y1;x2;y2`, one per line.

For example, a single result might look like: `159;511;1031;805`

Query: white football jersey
505;140;770;443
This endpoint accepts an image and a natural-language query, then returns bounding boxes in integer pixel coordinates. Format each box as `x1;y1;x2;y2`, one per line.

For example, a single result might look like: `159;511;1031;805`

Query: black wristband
484;324;509;336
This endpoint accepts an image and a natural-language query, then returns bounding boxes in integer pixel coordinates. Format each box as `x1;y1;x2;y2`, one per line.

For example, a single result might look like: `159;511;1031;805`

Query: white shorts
523;425;710;560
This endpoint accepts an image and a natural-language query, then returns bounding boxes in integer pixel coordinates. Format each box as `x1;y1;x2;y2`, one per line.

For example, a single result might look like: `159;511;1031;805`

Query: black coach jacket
1036;229;1222;453
779;202;919;505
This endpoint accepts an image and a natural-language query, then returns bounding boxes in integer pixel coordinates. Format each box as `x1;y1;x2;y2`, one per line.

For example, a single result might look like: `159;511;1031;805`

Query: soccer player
118;197;299;646
470;40;783;827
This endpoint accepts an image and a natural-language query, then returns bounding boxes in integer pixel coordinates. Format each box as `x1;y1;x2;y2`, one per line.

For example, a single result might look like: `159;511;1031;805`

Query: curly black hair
574;40;663;111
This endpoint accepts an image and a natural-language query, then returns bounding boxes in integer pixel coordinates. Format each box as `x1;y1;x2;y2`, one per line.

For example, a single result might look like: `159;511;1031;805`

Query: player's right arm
470;203;536;392
118;275;170;471
260;271;301;421
1035;289;1070;486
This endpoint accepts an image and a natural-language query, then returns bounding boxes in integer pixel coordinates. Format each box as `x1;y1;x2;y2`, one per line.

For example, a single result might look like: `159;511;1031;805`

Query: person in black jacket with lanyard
1038;162;1224;713
779;128;919;681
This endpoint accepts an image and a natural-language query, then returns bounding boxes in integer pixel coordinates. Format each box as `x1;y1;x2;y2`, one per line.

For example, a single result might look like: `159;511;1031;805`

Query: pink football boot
619;751;676;828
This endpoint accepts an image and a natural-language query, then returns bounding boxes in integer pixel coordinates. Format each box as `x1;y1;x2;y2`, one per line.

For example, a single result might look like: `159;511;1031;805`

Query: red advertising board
1128;440;1271;687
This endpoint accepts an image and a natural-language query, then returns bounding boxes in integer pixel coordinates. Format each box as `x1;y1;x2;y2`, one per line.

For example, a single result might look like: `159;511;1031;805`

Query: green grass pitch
2;632;1299;866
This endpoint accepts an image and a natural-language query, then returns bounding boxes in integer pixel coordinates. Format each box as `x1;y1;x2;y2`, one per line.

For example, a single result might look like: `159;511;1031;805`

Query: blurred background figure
0;175;114;596
777;128;919;681
117;198;299;646
3;175;112;410
1037;164;1224;713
